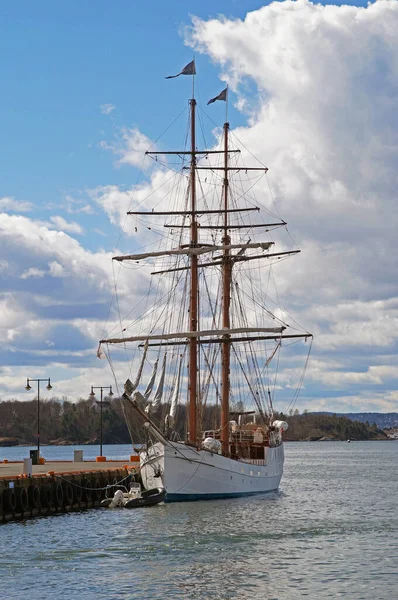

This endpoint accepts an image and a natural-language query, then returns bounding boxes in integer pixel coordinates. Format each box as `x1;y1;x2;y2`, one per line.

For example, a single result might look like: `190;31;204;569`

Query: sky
1;0;397;414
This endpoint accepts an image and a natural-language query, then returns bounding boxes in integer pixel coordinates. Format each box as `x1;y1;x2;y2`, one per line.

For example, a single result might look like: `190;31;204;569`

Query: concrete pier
0;459;140;523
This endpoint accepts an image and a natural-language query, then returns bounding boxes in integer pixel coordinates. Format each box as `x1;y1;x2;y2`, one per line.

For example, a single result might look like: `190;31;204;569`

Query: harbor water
1;441;397;599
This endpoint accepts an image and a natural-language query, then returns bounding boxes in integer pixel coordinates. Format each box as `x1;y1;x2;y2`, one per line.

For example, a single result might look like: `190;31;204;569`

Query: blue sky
1;0;397;414
0;0;369;215
1;2;263;209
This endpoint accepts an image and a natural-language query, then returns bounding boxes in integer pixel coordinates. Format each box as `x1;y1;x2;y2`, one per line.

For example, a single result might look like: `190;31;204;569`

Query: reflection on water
1;442;397;599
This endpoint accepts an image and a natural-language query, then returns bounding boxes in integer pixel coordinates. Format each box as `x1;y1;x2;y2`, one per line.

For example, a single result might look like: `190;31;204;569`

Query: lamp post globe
24;376;52;461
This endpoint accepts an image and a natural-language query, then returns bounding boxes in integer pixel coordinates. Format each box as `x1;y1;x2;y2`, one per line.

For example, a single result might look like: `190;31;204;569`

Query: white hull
140;441;284;501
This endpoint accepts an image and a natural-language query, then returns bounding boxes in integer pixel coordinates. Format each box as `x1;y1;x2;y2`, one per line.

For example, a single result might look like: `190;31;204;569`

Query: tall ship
98;60;312;501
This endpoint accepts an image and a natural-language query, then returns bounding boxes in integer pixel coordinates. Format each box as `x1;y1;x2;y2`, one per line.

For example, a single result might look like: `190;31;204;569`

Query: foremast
221;122;231;455
188;98;198;445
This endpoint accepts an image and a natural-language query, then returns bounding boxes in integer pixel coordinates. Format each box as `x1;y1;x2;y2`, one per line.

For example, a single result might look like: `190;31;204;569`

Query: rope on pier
53;472;134;491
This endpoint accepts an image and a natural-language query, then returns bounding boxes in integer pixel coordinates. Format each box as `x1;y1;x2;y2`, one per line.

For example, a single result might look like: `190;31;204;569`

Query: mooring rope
52;472;135;491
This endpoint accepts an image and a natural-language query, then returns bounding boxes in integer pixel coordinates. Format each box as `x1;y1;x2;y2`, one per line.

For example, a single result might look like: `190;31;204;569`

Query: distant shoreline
0;437;394;448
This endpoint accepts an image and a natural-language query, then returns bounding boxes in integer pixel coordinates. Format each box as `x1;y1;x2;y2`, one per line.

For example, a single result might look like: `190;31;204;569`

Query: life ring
46;484;54;507
28;485;41;509
99;475;108;496
92;482;102;502
82;479;92;502
54;481;64;507
16;487;29;512
4;488;16;513
73;481;83;503
40;485;49;508
63;481;74;506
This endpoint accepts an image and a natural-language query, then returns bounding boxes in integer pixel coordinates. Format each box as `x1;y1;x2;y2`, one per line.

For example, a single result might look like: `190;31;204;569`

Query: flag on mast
207;87;228;105
165;60;196;79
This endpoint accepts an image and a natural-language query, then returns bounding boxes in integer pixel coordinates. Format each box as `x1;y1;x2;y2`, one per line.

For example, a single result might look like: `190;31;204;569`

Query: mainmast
188;98;198;445
99;77;313;449
221;122;231;455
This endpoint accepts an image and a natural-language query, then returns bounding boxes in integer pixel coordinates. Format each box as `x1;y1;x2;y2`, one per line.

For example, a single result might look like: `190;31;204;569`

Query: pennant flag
207;87;228;105
165;60;196;79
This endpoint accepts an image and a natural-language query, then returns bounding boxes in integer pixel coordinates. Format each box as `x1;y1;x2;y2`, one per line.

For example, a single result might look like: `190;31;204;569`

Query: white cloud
298;391;398;414
307;361;398;388
20;267;46;279
72;204;93;215
0;213;113;290
0;196;33;212
85;0;398;412
49;215;84;235
1;1;398;414
48;261;65;277
100;127;154;169
63;194;94;215
93;228;107;237
0;295;35;341
185;0;398;362
100;103;116;115
0;213;150;375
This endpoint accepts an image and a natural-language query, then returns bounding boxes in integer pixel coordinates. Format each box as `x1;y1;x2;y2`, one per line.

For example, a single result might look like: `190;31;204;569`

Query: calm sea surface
0;441;397;600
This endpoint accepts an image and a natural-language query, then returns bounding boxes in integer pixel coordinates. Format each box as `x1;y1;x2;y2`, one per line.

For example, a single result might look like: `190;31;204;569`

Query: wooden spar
101;327;285;344
138;333;313;348
221;122;231;456
184;167;268;171
145;149;240;155
164;222;286;229
189;98;198;445
127;208;260;216
151;250;300;275
100;325;286;344
113;242;273;263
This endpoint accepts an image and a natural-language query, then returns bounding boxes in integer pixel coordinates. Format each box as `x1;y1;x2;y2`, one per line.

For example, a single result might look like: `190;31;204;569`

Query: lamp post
25;377;52;459
89;385;113;457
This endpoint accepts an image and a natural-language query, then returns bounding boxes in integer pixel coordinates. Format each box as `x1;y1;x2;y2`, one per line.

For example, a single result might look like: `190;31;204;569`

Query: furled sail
101;326;286;345
123;341;149;398
265;341;281;368
134;340;148;389
113;241;273;262
120;343;150;445
96;343;106;359
165;355;183;429
144;358;158;400
152;354;167;408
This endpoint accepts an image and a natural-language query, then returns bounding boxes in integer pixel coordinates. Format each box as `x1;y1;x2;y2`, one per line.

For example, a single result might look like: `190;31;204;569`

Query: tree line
280;409;387;441
0;397;129;445
0;397;388;445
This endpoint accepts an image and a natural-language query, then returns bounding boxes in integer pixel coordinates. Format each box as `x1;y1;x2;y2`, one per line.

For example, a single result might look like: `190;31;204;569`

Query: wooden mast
221;122;231;455
188;98;198;445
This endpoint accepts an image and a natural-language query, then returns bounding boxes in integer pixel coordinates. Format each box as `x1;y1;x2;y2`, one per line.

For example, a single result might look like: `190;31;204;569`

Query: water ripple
1;441;397;600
